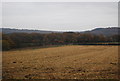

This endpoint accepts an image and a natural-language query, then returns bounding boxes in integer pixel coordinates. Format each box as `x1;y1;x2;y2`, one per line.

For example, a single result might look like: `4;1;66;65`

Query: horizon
1;26;119;32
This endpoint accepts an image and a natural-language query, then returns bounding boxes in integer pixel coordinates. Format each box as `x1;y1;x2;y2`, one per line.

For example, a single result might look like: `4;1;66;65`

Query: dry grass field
2;45;118;79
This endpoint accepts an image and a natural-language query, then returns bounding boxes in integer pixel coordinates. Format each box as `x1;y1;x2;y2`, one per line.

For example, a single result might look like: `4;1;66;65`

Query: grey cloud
2;2;118;31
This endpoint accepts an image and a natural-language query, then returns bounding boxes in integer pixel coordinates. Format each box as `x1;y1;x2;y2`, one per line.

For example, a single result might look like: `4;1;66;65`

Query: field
2;45;119;79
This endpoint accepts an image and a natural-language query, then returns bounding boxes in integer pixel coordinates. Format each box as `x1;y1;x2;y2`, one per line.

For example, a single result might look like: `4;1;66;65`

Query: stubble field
2;45;119;79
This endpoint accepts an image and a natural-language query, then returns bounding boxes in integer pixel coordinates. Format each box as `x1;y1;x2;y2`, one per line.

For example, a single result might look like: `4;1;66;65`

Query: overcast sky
2;2;118;31
2;0;120;2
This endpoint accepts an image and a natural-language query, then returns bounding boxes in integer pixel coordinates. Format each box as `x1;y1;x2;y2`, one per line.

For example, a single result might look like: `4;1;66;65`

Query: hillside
0;28;56;34
83;27;119;36
1;27;120;36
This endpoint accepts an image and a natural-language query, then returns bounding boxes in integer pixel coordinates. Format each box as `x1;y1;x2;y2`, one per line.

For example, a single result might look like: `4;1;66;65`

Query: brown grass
2;45;118;79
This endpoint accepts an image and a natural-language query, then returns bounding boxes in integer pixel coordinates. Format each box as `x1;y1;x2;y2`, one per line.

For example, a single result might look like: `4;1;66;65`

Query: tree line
2;32;120;50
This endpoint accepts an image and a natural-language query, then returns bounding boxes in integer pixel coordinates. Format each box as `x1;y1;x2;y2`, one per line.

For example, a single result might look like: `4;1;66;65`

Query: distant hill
0;28;58;34
82;27;119;36
1;27;119;36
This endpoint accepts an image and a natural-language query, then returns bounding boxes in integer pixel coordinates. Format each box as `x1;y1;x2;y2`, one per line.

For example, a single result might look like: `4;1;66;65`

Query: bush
2;40;11;50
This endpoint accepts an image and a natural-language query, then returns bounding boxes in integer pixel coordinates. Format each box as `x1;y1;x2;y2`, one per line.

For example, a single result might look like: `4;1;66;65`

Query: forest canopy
2;32;120;50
